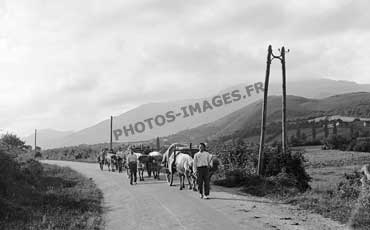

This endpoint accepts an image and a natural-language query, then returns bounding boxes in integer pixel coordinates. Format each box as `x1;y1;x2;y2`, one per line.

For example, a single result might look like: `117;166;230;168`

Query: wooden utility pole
257;45;289;176
34;129;37;154
257;45;272;176
110;116;113;151
281;47;287;155
156;137;160;151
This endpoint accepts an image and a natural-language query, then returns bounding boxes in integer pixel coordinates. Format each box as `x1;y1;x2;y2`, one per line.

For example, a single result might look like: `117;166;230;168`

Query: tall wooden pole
281;47;287;155
34;129;37;154
156;137;160;151
257;45;272;176
110;116;113;151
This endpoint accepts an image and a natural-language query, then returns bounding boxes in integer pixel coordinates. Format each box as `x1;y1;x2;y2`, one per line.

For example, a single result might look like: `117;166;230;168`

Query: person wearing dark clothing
127;149;138;185
193;143;212;199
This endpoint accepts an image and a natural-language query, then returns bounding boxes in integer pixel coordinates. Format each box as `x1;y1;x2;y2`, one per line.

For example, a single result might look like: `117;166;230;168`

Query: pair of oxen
161;143;220;191
98;148;163;181
97;150;124;173
129;151;163;181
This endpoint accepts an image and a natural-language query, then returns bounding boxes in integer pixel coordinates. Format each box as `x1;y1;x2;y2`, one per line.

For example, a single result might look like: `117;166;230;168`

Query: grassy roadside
213;146;370;229
0;150;103;230
286;148;370;229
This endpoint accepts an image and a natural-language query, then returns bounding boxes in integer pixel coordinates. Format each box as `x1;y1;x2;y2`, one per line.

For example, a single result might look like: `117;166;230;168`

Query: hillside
165;92;370;143
23;129;73;150
24;79;370;149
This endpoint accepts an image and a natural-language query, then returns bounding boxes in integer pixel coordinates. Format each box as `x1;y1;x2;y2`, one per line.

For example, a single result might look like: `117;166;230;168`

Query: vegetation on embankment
0;133;103;230
41;144;105;162
212;143;370;229
212;144;311;197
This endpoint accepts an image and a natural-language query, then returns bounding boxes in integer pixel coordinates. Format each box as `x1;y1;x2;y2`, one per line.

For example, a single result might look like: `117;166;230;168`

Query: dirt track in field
42;160;347;230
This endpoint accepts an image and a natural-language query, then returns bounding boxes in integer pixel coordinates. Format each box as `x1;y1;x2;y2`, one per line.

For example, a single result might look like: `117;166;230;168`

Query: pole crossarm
271;48;290;61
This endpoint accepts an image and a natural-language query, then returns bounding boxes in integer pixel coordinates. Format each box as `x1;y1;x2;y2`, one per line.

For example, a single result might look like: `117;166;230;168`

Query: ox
97;150;106;171
149;151;162;180
134;153;149;181
172;153;195;190
162;143;221;191
105;152;117;172
162;143;195;190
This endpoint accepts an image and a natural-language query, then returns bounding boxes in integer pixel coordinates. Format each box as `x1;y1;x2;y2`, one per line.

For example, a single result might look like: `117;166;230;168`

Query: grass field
287;146;370;228
0;156;103;230
299;146;370;190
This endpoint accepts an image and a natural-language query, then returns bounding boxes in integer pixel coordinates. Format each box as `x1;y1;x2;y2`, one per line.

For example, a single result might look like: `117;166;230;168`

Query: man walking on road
193;143;212;199
127;147;138;185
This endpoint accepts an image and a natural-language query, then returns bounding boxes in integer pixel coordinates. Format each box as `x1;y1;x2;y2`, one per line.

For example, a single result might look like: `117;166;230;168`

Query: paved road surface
43;160;346;230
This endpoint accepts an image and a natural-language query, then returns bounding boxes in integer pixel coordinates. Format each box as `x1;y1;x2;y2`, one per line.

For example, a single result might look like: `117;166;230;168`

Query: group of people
98;143;215;199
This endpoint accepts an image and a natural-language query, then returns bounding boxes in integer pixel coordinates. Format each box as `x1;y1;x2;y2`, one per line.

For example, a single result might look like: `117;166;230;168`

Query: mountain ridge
24;79;370;149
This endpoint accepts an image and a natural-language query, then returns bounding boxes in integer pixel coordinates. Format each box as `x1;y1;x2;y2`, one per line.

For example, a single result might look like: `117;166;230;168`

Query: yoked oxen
162;143;221;191
115;150;125;173
97;150;106;171
162;143;195;190
171;153;196;190
134;152;149;181
148;151;163;180
105;152;117;172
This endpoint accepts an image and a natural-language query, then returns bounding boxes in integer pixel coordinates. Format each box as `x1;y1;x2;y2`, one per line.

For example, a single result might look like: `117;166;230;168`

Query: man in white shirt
127;148;138;185
193;143;212;199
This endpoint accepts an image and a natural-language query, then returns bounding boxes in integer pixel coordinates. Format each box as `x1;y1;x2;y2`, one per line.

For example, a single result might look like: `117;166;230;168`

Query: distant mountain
165;92;370;143
26;78;370;149
24;129;73;149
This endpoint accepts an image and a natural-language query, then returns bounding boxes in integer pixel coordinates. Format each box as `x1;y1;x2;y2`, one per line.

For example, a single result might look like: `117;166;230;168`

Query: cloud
1;0;370;137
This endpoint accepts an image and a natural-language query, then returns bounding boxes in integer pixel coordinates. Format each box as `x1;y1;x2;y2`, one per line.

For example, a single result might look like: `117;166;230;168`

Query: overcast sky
1;0;370;137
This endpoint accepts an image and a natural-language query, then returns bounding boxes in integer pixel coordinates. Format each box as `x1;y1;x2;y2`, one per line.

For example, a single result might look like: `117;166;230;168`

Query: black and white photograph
1;0;370;229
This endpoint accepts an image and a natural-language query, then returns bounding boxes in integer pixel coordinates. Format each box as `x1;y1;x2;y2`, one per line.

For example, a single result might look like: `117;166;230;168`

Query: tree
301;132;307;142
333;121;337;136
324;121;329;138
312;122;316;140
296;126;301;140
0;133;25;150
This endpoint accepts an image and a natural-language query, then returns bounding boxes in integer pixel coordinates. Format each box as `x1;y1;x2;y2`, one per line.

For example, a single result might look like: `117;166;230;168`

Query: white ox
162;143;196;190
171;153;195;190
105;153;117;172
162;143;221;191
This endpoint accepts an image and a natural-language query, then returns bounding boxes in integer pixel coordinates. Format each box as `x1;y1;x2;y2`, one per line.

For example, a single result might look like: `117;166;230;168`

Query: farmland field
298;146;370;190
286;145;370;228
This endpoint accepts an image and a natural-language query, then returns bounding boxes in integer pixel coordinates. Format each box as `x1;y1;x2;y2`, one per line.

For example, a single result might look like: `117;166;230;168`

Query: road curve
42;160;346;230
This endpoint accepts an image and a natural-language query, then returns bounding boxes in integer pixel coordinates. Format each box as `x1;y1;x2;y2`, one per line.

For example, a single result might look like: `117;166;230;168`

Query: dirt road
43;160;347;230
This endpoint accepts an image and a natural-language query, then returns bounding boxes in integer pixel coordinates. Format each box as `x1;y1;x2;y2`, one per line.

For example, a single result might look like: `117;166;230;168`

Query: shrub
0;133;25;150
213;143;312;193
352;140;370;152
336;171;362;200
19;159;43;185
262;149;312;192
224;169;247;186
326;135;351;151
